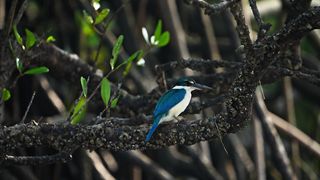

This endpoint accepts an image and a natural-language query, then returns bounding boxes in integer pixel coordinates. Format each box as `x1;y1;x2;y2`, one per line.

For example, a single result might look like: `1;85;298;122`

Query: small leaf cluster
70;35;143;124
95;8;110;25
16;57;49;75
70;18;169;125
13;25;36;50
82;0;110;26
142;20;170;47
8;25;51;103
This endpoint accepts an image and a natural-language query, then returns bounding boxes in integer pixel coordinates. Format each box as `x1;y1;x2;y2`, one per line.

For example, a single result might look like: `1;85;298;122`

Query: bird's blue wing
153;89;186;118
146;89;186;141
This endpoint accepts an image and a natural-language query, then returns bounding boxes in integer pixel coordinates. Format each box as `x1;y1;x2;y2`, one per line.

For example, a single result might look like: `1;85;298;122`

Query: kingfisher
145;77;212;141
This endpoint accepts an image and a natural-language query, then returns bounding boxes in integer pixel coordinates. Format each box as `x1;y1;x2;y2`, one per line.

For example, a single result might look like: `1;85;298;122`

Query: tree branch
0;115;231;154
255;92;296;180
1;153;72;165
184;0;240;15
269;112;320;159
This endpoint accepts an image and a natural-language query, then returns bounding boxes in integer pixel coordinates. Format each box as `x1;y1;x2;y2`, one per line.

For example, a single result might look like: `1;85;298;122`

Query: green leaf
83;10;93;24
111;97;119;108
71;96;87;125
15;57;23;73
123;50;144;76
122;53;137;76
46;36;56;43
13;25;23;47
110;35;124;70
154;20;162;41
157;31;170;47
1;88;11;102
123;62;132;76
25;29;36;49
24;66;49;75
101;78;111;106
94;8;110;25
126;50;140;64
80;76;88;97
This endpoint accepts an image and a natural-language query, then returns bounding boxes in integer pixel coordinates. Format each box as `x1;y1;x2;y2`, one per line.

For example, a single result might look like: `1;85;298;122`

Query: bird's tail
145;116;161;142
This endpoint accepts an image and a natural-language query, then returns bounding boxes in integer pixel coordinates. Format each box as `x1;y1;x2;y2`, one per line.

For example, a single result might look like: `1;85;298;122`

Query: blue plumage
153;89;186;118
145;116;161;141
146;89;186;141
145;77;212;142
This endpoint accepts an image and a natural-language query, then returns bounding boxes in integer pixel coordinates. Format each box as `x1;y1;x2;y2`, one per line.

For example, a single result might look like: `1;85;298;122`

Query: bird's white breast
160;87;192;123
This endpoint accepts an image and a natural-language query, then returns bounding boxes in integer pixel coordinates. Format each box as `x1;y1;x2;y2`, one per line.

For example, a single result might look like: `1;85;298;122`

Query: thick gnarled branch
0;115;231;154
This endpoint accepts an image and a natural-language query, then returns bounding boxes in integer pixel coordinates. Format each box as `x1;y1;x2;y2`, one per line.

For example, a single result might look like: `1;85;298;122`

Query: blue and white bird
145;78;212;141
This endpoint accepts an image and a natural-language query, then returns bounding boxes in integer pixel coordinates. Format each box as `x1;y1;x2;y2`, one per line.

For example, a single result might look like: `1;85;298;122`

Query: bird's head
173;77;212;91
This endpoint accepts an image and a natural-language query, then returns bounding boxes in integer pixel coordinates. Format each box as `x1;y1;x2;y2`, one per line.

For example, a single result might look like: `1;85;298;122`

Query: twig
4;0;18;38
229;2;254;62
98;150;118;172
1;153;72;165
160;0;190;58
185;0;240;15
161;71;168;91
228;134;256;179
13;0;29;26
248;0;271;39
248;0;263;27
21;91;36;123
199;12;222;60
116;151;174;180
258;81;265;100
283;77;300;176
180;146;224;180
86;151;115;180
255;92;297;180
156;59;320;87
269;112;320;159
252;115;265;180
300;159;318;180
215;121;228;155
271;6;320;44
155;58;241;72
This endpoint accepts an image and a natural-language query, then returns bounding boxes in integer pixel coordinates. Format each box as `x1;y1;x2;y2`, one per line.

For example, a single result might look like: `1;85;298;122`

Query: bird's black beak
193;83;213;91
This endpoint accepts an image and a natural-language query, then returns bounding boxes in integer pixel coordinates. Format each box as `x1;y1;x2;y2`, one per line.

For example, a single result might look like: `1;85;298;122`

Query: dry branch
270;112;320;158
